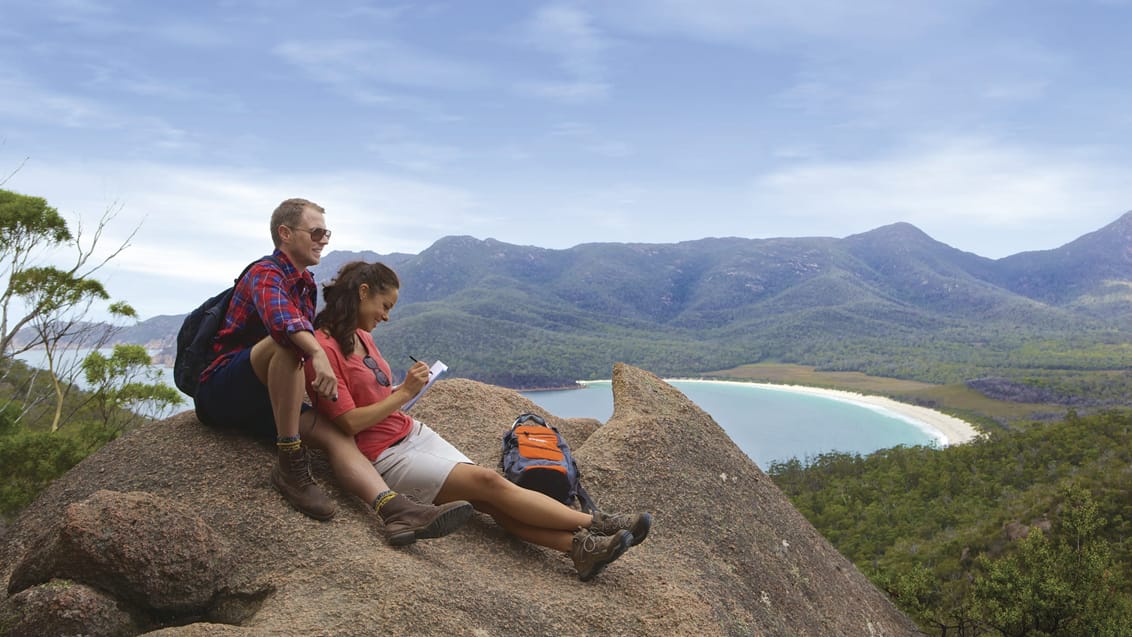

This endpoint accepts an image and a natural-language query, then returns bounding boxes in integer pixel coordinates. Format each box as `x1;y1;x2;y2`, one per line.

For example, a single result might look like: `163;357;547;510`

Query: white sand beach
663;378;981;447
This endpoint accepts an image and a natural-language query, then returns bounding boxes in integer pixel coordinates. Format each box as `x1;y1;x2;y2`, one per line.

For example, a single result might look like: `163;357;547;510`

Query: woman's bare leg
434;464;590;532
471;501;574;552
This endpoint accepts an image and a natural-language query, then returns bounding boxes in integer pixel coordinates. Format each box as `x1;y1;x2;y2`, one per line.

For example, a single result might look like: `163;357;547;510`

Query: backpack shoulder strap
576;480;597;514
218;256;277;320
224;255;285;315
234;254;281;286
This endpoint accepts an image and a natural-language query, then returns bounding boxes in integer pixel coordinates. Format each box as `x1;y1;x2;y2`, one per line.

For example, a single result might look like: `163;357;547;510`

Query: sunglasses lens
364;356;389;386
311;228;328;241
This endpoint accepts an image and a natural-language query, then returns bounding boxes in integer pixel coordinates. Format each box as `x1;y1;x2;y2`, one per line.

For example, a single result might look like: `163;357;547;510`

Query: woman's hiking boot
271;445;337;521
379;495;474;546
589;511;653;546
571;528;632;581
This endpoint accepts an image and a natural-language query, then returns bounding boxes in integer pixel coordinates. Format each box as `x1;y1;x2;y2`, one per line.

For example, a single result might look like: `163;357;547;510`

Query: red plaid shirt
199;250;317;384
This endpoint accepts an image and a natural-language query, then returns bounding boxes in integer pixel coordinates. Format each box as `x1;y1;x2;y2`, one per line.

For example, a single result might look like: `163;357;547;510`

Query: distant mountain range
121;212;1132;388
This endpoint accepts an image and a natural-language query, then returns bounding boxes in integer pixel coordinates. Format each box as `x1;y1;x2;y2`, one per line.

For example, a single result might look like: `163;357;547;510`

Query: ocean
521;380;940;469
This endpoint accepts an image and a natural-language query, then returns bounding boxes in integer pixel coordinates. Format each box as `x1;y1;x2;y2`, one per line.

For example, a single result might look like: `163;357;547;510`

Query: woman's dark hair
315;261;400;355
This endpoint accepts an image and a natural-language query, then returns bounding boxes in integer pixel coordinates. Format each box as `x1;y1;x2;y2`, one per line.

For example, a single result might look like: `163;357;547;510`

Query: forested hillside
769;409;1132;635
119;212;1132;411
341;216;1130;406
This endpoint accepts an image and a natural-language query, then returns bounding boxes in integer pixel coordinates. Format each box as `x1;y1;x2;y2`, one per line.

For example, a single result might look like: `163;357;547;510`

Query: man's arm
292;330;337;401
247;260;335;399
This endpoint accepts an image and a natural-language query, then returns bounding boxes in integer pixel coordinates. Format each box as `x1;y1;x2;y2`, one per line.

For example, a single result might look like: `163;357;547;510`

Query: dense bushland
769;409;1132;635
0;351;182;519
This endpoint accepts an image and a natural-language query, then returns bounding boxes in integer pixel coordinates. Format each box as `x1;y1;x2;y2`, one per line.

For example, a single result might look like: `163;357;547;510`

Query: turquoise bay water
521;380;941;468
14;348;940;466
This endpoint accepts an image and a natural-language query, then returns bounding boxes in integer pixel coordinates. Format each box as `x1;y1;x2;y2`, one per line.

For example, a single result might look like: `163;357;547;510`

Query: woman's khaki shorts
372;420;472;504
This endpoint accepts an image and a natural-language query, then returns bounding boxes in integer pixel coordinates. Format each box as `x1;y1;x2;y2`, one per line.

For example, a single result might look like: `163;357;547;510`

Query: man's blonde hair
270;198;325;247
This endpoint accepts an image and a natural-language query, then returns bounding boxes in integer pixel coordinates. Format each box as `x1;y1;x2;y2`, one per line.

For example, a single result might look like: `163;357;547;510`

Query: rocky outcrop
4;490;270;632
0;363;924;636
2;580;142;637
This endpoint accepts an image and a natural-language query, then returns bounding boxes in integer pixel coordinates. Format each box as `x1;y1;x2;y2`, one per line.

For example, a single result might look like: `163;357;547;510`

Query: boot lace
290;449;317;488
578;531;603;556
592;512;631;535
605;513;632;528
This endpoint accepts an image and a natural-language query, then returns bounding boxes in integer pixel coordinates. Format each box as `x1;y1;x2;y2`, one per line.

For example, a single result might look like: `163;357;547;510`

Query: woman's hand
400;360;430;395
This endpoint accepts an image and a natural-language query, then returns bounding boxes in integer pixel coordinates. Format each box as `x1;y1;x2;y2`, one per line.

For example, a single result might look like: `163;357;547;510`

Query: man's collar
271;249;301;274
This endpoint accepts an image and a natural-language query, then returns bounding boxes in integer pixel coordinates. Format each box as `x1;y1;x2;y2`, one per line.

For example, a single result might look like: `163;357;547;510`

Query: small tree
972;484;1132;637
0;188;140;428
9;268;132;431
881;563;982;637
0;190;73;357
80;344;184;433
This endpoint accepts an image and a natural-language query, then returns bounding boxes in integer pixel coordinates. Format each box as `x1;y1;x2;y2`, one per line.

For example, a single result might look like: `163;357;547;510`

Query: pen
409;355;431;374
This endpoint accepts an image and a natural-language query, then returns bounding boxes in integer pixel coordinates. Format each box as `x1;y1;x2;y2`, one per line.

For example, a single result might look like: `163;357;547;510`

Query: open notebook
402;360;448;411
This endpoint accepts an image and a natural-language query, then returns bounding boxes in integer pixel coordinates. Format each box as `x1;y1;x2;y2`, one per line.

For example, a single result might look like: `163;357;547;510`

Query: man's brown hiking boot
589;511;653;547
570;528;632;581
271;446;337;521
379;495;474;546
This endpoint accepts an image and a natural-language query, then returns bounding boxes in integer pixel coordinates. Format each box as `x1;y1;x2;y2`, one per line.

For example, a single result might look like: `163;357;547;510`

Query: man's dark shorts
194;348;312;439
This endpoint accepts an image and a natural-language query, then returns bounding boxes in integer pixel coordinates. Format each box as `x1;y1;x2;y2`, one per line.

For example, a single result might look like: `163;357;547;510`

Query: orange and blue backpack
500;413;597;513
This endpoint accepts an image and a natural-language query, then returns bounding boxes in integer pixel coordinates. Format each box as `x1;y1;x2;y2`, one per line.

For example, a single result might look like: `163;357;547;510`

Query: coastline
580;378;982;447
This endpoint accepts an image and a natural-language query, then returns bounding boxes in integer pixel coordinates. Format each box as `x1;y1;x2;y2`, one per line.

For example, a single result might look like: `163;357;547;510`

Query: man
194;198;472;545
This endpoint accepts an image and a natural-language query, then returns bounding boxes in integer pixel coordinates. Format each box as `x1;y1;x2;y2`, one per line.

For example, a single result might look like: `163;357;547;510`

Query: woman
304;260;653;581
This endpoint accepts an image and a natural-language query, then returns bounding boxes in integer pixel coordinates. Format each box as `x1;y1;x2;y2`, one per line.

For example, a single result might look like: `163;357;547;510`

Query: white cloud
35;0;119;32
746;137;1132;255
366;139;467;173
597;0;965;44
771;34;1067;137
0;72;201;153
0;73;120;129
147;21;233;49
515;4;612;103
274;38;490;93
4;159;483;283
516;79;610;103
548;121;633;157
525;5;609;77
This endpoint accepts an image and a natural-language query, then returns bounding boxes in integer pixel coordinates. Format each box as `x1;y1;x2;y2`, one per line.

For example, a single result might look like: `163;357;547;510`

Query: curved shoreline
581;378;982;447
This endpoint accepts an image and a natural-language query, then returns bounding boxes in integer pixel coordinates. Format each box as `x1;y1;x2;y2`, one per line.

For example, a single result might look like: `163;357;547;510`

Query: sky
2;0;1132;320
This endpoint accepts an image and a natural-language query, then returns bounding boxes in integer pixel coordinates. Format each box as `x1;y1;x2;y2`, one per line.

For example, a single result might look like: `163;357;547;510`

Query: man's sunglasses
288;226;332;242
363;355;391;387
